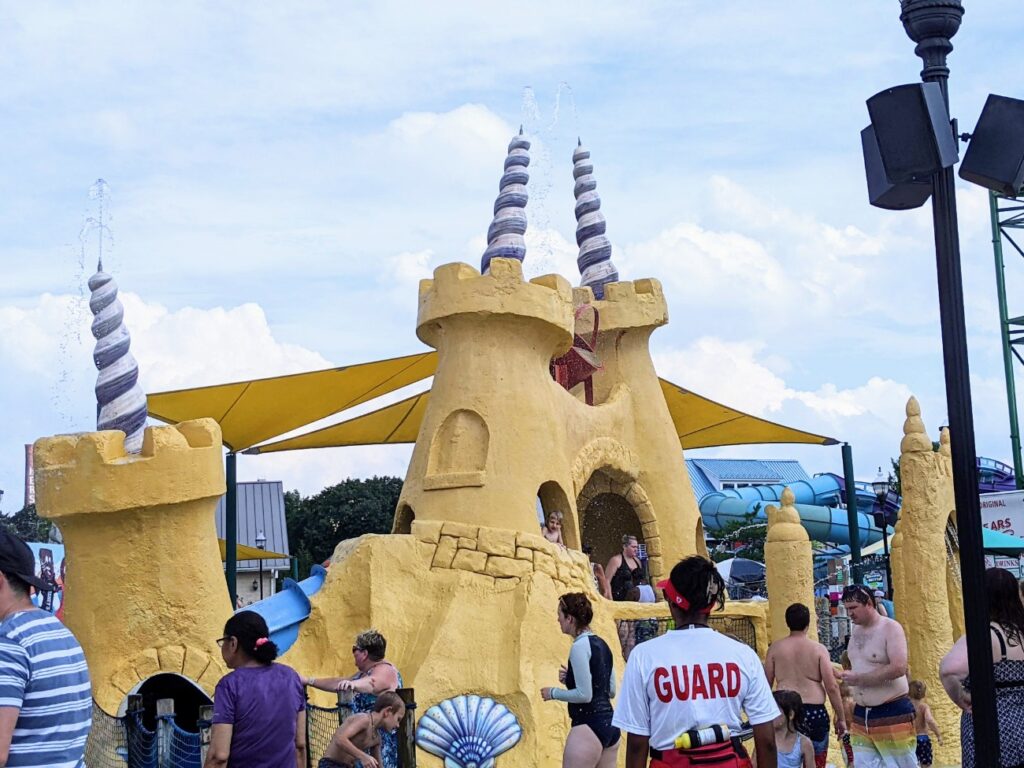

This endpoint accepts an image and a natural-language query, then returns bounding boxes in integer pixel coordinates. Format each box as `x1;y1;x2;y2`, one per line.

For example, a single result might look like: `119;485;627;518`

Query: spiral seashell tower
480;128;530;274
88;259;148;453
573;139;619;299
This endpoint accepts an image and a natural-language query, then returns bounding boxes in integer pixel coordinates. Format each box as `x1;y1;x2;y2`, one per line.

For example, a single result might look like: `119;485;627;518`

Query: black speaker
866;83;959;184
960;94;1024;196
861;125;932;210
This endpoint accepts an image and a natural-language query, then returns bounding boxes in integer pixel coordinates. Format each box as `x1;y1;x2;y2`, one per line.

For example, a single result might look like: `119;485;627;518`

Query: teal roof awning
983;527;1024;556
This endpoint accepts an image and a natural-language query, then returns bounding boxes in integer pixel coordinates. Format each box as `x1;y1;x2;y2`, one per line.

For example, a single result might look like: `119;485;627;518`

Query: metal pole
990;191;1024;488
899;2;998;761
226;451;238;607
881;524;892;597
841;443;862;583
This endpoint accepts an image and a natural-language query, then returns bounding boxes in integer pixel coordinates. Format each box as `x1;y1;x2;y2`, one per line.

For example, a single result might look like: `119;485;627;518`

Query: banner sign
980;490;1024;538
25;542;65;616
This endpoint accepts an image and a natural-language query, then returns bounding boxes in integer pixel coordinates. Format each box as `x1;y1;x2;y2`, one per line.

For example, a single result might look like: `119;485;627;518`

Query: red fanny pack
651;741;752;768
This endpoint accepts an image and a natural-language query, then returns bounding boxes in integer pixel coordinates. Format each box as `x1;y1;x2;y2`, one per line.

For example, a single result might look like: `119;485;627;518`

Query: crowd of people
7;508;1024;768
206;619;406;768
539;550;1024;768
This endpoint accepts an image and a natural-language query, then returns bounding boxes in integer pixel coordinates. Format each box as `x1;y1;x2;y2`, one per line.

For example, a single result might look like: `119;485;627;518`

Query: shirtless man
765;603;846;768
836;585;915;768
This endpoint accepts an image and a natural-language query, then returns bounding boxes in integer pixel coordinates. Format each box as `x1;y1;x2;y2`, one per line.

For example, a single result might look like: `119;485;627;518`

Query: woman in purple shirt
205;611;307;768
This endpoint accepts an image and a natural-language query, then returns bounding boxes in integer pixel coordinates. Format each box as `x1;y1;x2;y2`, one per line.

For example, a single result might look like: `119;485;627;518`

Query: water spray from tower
85;180;148;453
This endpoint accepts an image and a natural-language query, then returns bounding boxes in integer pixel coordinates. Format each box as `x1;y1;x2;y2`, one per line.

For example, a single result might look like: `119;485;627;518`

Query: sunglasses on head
352;645;365;653
842;585;873;602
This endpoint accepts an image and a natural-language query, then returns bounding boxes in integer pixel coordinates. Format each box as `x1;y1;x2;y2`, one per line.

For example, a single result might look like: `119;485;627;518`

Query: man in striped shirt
0;529;91;768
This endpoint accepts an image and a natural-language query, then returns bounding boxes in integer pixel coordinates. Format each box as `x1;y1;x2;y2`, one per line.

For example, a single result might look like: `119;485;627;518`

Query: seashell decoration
89;259;148;453
415;694;522;768
573;139;619;299
480;128;531;274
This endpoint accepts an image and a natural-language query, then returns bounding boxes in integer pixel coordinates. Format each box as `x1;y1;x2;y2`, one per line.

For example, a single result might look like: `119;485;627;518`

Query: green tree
0;504;52;542
286;476;403;579
709;511;767;564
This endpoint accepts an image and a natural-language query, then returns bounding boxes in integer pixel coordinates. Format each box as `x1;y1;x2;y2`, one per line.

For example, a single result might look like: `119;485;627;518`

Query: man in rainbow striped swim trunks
836;585;917;768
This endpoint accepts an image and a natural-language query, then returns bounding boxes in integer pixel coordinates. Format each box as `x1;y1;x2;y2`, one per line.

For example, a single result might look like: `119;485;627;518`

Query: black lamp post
891;2;999;761
871;468;893;598
255;529;267;600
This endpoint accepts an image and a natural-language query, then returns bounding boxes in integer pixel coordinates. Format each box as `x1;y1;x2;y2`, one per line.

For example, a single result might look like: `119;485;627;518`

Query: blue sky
2;1;1023;512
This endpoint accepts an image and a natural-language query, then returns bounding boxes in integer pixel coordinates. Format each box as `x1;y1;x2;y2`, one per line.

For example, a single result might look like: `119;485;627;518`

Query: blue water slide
699;474;892;547
243;565;327;655
978;456;1018;493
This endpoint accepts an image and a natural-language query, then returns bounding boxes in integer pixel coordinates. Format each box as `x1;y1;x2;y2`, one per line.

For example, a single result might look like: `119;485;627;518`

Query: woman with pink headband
205;611;307;768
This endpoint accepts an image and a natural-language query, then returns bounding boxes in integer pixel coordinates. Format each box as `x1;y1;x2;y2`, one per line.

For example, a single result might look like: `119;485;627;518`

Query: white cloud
656;337;916;476
0;291;333;512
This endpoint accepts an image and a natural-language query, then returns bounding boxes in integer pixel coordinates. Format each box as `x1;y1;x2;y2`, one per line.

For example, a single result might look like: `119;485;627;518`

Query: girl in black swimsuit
541;592;620;768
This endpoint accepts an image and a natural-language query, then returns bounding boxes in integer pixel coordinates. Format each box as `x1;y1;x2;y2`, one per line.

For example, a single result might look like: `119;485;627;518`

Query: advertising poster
26;542;65;617
980;490;1024;537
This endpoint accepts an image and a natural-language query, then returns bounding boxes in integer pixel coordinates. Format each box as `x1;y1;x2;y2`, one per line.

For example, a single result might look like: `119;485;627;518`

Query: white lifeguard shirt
612;625;780;750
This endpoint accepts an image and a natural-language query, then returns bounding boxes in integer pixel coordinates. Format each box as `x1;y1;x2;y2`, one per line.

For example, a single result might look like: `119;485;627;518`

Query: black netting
618;615;759;658
166;719;202;768
305;701;352;767
85;704;159;767
708;615;758;656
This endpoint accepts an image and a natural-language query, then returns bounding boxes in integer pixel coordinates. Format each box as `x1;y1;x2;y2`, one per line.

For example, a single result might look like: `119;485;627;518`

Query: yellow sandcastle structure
32;253;766;765
30;135;791;766
284;257;716;765
891;396;964;766
764;487;817;643
33;419;232;712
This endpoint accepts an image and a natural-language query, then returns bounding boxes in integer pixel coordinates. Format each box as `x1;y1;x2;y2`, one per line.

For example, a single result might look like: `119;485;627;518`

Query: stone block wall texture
33;420;231;712
397;259;704;584
284;524;768;767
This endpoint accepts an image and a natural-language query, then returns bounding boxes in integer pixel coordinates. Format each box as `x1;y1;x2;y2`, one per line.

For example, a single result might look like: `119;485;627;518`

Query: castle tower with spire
892;396;962;765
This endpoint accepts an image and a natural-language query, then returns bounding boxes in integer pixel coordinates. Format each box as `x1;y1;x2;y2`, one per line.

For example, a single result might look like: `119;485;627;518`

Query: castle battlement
34;418;225;518
417;258;575;351
588;278;668;331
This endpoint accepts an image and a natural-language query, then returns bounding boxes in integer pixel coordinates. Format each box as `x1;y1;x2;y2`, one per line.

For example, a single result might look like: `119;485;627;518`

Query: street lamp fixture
871;467;894;599
255;530;267;601
856;2;1024;761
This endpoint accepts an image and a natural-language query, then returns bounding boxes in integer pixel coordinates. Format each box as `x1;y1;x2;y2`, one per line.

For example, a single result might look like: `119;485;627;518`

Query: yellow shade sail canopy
658;379;837;448
147;352;437;451
217;539;290;561
249;378;835;454
252;390;430;453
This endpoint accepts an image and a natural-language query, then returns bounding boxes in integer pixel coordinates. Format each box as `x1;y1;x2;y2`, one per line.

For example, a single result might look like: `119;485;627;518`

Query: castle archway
118;673;213;732
575;468;664;581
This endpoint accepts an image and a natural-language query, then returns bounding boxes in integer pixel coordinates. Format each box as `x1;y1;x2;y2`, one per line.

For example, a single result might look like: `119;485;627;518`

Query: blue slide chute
243;565;327;655
699;474;893;547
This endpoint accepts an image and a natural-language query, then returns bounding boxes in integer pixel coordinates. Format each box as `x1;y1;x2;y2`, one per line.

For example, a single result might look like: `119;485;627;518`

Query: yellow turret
893;396;961;764
765;487;818;642
33;420;231;712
